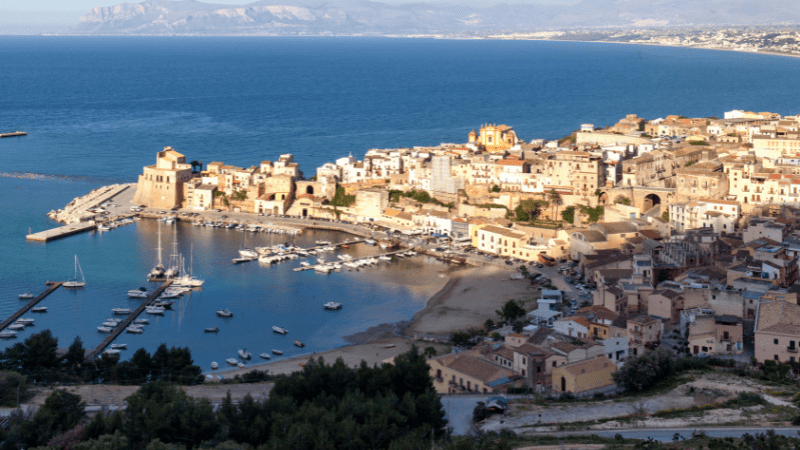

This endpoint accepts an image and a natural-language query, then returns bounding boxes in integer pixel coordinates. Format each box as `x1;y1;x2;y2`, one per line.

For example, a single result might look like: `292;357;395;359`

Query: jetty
0;282;62;331
293;249;408;272
0;131;27;138
26;222;97;242
85;280;172;361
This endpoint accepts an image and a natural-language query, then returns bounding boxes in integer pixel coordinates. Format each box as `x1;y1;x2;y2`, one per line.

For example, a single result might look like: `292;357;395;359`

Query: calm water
2;37;800;369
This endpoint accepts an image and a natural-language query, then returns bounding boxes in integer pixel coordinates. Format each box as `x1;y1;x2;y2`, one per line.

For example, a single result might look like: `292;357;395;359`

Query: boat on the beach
324;302;342;310
293;340;305;348
31;307;47;313
204;326;219;333
112;308;133;315
226;358;238;366
211;361;218;370
110;344;127;349
364;239;377;246
272;326;288;335
216;309;233;318
259;353;271;360
63;255;86;288
18;292;34;300
97;326;113;333
272;349;283;355
238;349;252;360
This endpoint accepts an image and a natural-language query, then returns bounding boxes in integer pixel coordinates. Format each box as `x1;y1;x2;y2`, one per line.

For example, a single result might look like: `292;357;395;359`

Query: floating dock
0;131;27;138
85;280;172;361
293;249;409;272
0;282;62;331
26;222;97;242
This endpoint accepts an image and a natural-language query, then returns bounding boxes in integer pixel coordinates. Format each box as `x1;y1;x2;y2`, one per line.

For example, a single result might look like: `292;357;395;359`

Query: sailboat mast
157;221;163;267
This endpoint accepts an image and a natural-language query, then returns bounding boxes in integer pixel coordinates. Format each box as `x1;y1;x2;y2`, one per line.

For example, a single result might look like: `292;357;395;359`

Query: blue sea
2;37;800;371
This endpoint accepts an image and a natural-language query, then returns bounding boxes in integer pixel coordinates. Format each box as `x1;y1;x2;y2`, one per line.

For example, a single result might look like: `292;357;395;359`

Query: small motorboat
324;302;342;310
204;327;219;333
259;353;271;360
103;349;121;356
0;331;17;339
128;288;149;298
272;326;288;335
272;349;283;355
16;318;33;325
102;321;119;327
18;293;34;300
97;327;113;333
31;307;47;313
8;324;25;331
134;319;149;324
294;340;305;348
153;301;174;309
145;306;165;315
216;309;233;318
211;361;218;370
238;349;252;360
112;308;133;315
110;344;127;349
125;326;143;334
226;358;238;366
237;362;245;368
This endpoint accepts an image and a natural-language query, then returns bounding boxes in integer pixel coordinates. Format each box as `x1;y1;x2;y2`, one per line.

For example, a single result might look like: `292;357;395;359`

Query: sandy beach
215;264;534;379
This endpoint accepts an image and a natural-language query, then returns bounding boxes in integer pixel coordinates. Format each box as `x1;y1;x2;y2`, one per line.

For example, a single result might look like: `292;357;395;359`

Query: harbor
0;282;62;335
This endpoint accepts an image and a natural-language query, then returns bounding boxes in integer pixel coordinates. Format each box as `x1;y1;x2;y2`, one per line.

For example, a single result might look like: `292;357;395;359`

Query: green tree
330;186;356;207
561;206;576;224
614;196;631;206
0;371;28;407
491;185;501;193
20;389;85;447
63;336;85;373
613;348;675;392
495;299;526;323
662;210;669;221
73;431;128;450
515;199;547;222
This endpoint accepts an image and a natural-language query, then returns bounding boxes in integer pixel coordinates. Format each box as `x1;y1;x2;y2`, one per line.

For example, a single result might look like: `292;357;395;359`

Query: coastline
214;264;535;379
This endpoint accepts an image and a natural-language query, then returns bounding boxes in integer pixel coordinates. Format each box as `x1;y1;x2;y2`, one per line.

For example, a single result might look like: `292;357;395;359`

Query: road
532;427;800;442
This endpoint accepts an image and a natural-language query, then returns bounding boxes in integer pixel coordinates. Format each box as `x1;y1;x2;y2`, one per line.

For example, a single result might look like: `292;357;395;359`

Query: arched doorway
643;193;661;211
306;185;314;195
302;208;308;218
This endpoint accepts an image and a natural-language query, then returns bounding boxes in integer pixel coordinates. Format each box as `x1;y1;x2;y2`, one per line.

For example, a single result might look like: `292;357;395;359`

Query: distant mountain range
73;0;800;36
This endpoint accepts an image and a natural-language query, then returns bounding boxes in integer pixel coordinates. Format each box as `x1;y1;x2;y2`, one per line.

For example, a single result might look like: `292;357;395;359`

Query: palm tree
548;189;562;220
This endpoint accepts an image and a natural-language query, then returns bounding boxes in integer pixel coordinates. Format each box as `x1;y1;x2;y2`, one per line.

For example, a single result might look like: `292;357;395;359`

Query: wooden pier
0;282;62;331
26;222;97;242
0;131;27;138
85;280;172;361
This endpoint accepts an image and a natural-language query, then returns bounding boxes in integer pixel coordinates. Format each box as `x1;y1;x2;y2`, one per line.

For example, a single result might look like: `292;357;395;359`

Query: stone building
133;147;195;209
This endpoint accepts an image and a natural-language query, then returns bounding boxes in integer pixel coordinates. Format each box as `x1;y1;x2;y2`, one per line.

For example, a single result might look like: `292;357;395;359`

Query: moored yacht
238;349;252;360
63;255;86;288
112;308;133;315
226;358;238;366
324;302;342;310
272;326;288;335
97;326;113;333
211;361;218;369
0;331;17;339
128;288;149;298
18;293;34;300
216;309;233;318
31;307;47;313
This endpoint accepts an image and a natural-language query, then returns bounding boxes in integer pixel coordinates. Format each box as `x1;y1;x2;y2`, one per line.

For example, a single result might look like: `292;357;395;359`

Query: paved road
532;427;800;442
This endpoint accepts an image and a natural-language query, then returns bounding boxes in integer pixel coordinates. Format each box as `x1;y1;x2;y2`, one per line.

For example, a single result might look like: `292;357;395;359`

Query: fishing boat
272;326;288;335
18;292;34;300
110;344;127;350
63;255;86;288
272;349;283;355
128;288;149;298
204;327;219;333
112;308;133;315
226;358;238;366
324;302;342;310
97;326;113;333
293;340;305;348
238;349;252;360
31;307;47;313
216;309;233;318
259;353;271;360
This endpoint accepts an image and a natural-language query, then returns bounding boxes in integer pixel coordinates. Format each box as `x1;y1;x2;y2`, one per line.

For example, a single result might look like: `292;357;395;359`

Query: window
775;338;780;345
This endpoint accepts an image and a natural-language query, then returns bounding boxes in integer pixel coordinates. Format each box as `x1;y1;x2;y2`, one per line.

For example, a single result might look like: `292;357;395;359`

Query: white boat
103;349;121;355
211;361;218;369
63;255;86;288
378;255;392;261
314;265;332;274
204;326;219;333
97;224;111;231
294;340;305;348
16;318;33;325
164;215;175;224
110;344;127;349
128;288;149;298
148;221;166;279
406;251;417;256
0;331;17;339
18;293;34;300
239;230;258;259
324;302;343;310
237;362;245;368
153;300;174;309
31;307;47;313
344;262;359;269
102;321;119;327
125;326;143;334
272;326;288;335
238;349;252;360
364;239;377;246
259;353;271;360
106;318;122;323
216;309;233;317
300;261;310;267
8;324;25;331
145;306;165;315
272;349;283;355
226;358;238;366
97;327;113;333
134;319;149;324
112;308;133;315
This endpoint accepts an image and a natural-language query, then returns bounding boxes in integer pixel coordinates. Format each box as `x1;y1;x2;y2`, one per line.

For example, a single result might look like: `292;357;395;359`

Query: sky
0;0;579;31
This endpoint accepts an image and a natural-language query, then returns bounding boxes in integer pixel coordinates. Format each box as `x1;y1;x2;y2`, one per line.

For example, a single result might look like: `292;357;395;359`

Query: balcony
788;347;798;353
434;377;443;382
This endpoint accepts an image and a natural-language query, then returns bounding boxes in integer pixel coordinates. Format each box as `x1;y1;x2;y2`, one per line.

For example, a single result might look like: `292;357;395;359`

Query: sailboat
238;229;258;259
164;228;181;279
63;255;86;288
148;221;166;280
175;245;204;287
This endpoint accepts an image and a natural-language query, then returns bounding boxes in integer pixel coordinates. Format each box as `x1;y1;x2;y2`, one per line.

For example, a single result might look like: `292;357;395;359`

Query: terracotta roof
560;316;592;328
383;208;402;217
513;343;553;358
640;230;663;240
296;193;315;200
498;159;526;166
445;355;519;383
558;356;616;377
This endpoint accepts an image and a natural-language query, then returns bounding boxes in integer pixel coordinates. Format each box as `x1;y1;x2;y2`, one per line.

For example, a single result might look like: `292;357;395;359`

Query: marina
0;282;62;332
